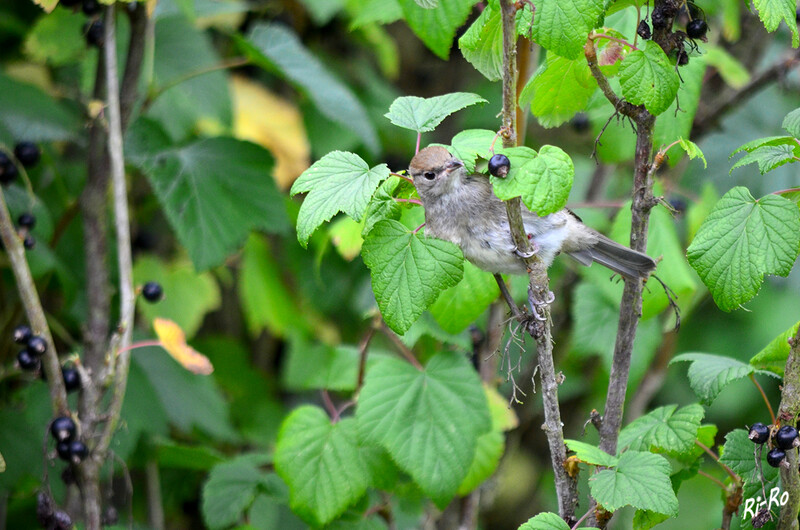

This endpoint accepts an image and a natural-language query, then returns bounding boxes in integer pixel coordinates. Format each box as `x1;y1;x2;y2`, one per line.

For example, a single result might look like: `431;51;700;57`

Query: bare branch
777;326;800;528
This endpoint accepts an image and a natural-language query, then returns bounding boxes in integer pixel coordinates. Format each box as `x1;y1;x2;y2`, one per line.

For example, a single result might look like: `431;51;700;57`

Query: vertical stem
499;0;577;521
777;326;800;529
146;458;166;530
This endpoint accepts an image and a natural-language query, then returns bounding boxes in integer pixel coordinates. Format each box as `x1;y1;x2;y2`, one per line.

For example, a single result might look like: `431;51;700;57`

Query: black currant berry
14;142;40;168
637;20;651;40
142;281;164;302
52;510;73;530
82;0;101;16
18;213;36;229
68;440;88;462
0;152;18;185
85;20;104;47
775;425;799;450
62;368;81;392
749;422;770;444
668;198;687;214
27;335;47;355
767;447;786;468
570;113;590;133
686;19;708;39
23;234;36;250
488;154;511;178
56;441;72;460
13;324;33;344
17;349;40;371
50;416;77;443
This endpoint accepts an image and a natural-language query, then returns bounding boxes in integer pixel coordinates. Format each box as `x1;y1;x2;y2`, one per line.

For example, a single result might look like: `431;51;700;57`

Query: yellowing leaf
153;318;214;375
31;0;58;13
231;75;310;189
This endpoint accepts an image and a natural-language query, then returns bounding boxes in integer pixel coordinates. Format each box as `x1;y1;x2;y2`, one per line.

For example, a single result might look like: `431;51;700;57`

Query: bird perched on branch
408;146;656;281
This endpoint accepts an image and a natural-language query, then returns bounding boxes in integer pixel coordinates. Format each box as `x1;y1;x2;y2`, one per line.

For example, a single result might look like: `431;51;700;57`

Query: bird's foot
514;238;539;259
526;286;554;322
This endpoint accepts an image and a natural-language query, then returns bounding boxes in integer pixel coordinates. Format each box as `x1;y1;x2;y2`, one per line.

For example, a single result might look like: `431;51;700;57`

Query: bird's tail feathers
568;235;656;281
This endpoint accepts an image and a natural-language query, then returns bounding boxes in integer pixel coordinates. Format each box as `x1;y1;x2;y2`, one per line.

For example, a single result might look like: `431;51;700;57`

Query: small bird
408;146;656;281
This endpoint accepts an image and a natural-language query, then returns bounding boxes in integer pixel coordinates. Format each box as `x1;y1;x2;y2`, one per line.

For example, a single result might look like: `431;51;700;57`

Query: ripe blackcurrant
0;152;18;185
85;20;104;47
14;142;41;168
488;154;511;178
18;213;36;229
774;425;799;450
50;416;77;443
13;324;33;344
68;440;88;462
27;335;47;355
142;281;164;302
748;422;770;444
17;349;40;371
23;234;36;250
56;441;71;460
570;113;590;133
767;447;786;468
686;19;708;39
62;368;81;392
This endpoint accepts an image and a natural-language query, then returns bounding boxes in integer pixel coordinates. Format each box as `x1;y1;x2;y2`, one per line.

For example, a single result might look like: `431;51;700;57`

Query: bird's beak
445;158;463;172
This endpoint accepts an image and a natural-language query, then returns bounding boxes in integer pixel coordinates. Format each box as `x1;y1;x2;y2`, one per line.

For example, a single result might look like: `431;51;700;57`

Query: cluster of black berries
14;325;81;392
51;416;88;464
638;2;708;66
749;422;800;468
0;142;40;186
59;0;104;48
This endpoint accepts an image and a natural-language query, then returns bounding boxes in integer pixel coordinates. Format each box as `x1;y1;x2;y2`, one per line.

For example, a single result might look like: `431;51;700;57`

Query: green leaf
458;3;504;80
617;404;705;454
283;336;363;392
750;321;800;376
357;353;491;507
518;512;573;530
565;439;619;467
290;151;390;247
361;220;464;334
23;8;86;65
531;0;605;59
702;47;750;89
729;144;798;175
686;187;800;311
719;429;780;503
429;261;499;334
457;431;504;495
619;41;680;115
783;107;800;137
397;0;475;59
156;439;225;471
362;178;406;236
491;145;574;215
239;234;309;338
133;256;221;339
752;0;799;47
670;353;778;405
0;73;80;144
241;23;379;153
298;0;346;24
115;361;170;460
275;407;370;526
385;92;487;133
347;0;403;28
128;121;289;270
730;134;798;155
589;451;678;516
521;53;597;128
677;138;707;168
449;128;498;172
202;456;275;530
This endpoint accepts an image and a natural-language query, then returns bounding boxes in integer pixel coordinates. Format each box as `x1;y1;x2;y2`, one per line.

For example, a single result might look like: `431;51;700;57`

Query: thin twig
143;57;250;110
355;324;376;392
750;374;776;426
380;323;423;370
493;274;522;320
697;470;729;490
695;440;739;482
777;325;800;527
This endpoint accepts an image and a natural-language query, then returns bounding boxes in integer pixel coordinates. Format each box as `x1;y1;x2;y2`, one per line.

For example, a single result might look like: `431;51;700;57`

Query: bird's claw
527;287;554;321
514;240;539;259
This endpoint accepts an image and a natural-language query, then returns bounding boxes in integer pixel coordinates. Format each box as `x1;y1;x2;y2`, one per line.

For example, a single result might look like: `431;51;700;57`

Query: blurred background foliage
0;0;798;528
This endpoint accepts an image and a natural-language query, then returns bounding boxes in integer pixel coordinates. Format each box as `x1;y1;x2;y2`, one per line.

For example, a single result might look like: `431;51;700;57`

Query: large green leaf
361;220;464;334
356;353;491;507
519;512;590;530
782;107;800;137
729;144;798;175
491;145;574;215
670;353;778;405
521;53;597;128
429;261;499;334
23;7;86;65
128;120;289;270
347;0;403;28
617;404;704;454
275;407;370;526
589;451;678;516
0;74;80;144
385;92;487;134
132;256;221;338
531;0;605;59
619;41;680;115
719;429;780;506
241;23;379;153
750;321;800;376
290;151;389;247
283;336;364;392
397;0;474;59
201;455;275;530
686;187;800;311
565;439;619;467
114;362;170;460
752;0;799;47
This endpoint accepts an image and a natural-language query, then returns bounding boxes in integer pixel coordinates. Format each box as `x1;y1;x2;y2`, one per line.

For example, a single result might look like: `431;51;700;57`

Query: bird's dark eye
423;171;435;180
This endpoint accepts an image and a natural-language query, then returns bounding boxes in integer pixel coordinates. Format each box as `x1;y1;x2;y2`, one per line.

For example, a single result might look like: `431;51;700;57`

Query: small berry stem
390;172;414;184
321;390;339;422
115;340;163;356
750;374;777;426
394;198;422;205
590;32;639;51
697;470;729;490
695;440;740;483
772;187;800;196
380;322;423;370
570;509;592;530
415;133;421;154
411;222;425;235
